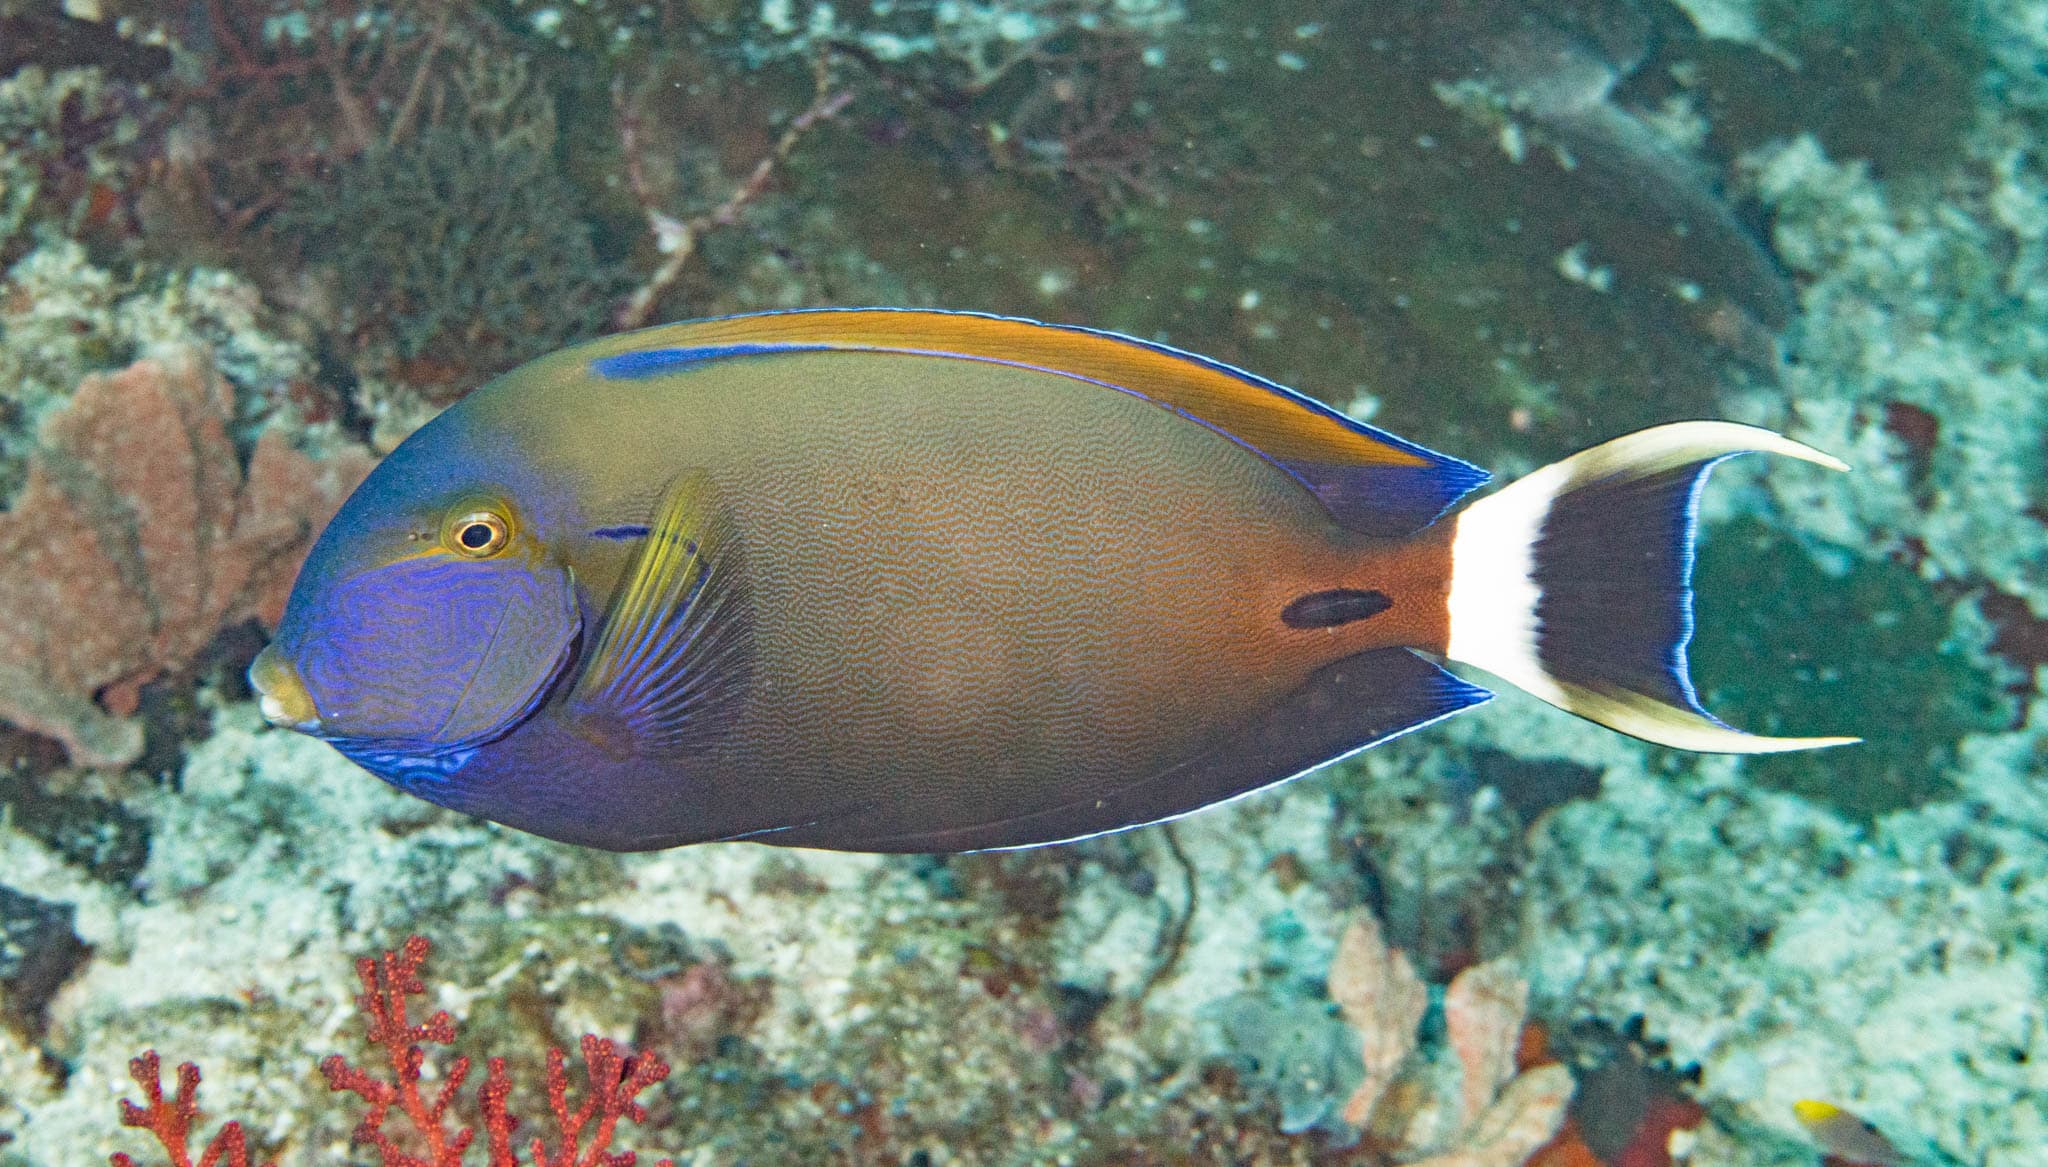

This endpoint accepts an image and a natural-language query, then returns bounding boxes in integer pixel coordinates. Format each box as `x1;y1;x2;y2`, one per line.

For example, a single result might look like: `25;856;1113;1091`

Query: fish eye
446;509;511;558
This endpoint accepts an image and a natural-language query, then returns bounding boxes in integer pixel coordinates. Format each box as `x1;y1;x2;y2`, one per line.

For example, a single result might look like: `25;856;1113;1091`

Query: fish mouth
249;645;322;733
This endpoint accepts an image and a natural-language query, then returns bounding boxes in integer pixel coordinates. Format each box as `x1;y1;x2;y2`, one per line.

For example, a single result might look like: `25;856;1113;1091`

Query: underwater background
0;0;2041;1163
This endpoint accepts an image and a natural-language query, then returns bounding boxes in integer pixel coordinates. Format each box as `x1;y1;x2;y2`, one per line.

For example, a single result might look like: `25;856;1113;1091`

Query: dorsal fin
565;470;752;760
583;309;1489;536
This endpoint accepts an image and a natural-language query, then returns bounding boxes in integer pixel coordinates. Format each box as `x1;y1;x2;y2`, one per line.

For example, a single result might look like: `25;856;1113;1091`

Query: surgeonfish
248;309;1855;852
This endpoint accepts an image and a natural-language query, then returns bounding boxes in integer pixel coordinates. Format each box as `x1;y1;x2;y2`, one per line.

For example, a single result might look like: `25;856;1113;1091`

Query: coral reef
112;1052;267;1167
0;347;372;767
1480;3;2048;1160
1737;130;2048;618
0;239;316;496
1309;674;2046;1167
0;705;1419;1163
1516;745;2048;1166
1330;914;1574;1166
0;1;2043;1165
112;936;674;1166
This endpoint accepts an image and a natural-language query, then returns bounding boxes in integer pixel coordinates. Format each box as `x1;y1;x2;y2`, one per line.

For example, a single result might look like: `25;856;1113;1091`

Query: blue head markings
253;405;581;779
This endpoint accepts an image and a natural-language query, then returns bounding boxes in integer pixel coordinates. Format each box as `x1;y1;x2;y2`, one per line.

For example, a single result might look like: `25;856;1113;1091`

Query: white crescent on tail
1445;421;1860;754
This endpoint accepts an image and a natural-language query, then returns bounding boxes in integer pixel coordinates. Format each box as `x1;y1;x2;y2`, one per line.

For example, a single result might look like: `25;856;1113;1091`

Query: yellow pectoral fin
566;470;752;758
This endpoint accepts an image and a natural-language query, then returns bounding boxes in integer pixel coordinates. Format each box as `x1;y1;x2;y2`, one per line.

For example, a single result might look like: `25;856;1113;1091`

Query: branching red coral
527;1036;672;1167
0;347;374;767
116;936;676;1165
321;935;478;1166
110;1051;273;1167
316;936;676;1167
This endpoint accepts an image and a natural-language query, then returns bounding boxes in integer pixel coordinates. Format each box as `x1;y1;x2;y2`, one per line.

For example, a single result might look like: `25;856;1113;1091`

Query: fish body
252;310;1851;852
1793;1100;1930;1167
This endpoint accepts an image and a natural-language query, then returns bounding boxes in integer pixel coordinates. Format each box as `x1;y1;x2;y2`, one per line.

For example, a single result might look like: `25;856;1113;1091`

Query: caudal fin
1442;421;1859;753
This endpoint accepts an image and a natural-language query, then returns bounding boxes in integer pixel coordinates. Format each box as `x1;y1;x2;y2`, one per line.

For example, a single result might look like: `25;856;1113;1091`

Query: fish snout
249;645;321;733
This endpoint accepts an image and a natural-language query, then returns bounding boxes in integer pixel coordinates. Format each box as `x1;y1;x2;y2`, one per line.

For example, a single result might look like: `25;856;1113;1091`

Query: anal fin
850;649;1492;852
565;471;752;759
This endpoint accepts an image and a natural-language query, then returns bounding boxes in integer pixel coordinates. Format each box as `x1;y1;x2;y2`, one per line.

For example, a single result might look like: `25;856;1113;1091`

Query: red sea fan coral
0;347;374;768
114;936;676;1167
111;1052;271;1167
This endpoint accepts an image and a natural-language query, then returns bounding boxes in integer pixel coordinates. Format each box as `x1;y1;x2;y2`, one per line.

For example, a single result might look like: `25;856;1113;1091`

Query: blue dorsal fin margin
588;308;1491;536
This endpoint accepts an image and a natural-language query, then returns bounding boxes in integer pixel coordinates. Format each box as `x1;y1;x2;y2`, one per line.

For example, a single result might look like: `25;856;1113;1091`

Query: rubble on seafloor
0;0;2044;1164
0;704;1360;1162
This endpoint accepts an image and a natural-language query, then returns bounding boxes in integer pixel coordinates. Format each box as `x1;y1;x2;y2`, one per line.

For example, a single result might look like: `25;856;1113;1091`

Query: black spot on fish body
1281;589;1392;630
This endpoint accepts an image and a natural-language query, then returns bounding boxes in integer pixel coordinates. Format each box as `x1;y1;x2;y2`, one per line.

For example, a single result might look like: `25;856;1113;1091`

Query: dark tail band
1441;422;1858;753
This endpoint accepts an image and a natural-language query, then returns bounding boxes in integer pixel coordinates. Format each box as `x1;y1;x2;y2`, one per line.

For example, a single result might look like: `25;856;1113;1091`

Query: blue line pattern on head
290;549;577;755
592;525;653;540
333;740;479;795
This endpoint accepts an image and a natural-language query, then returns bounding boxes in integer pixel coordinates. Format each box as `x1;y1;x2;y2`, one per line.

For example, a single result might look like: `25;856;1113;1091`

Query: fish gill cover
0;0;2038;1164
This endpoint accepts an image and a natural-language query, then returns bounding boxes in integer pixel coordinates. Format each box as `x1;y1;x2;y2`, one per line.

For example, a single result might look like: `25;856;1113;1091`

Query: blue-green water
0;2;2041;1164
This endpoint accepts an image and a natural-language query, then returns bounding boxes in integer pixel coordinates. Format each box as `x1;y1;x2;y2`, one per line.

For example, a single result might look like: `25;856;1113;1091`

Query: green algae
1691;516;2014;819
